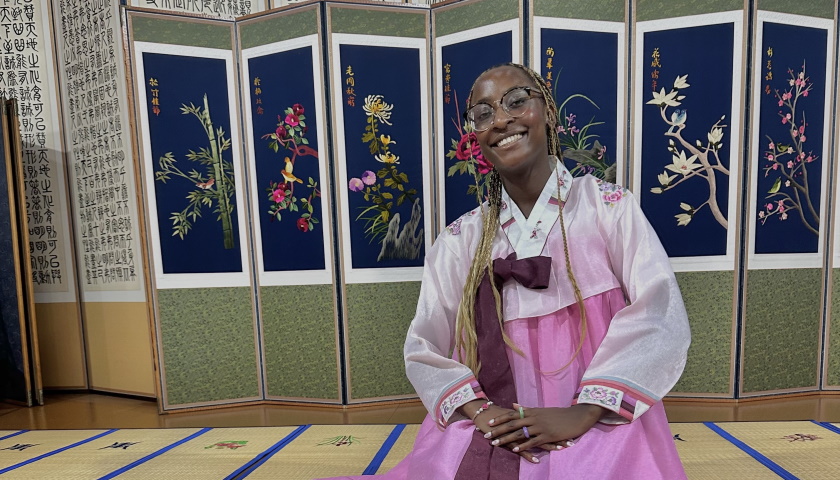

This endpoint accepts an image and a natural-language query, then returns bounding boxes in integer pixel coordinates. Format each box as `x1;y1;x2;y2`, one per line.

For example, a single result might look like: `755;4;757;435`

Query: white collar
498;157;573;258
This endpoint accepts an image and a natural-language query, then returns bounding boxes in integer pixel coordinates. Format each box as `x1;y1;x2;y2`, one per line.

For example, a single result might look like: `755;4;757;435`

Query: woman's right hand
466;402;560;464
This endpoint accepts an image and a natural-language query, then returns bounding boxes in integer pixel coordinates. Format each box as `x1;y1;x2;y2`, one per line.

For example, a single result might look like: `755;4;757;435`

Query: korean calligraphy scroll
129;0;267;18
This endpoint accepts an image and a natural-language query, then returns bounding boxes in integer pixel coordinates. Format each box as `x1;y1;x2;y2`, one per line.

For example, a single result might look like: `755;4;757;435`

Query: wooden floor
1;392;840;430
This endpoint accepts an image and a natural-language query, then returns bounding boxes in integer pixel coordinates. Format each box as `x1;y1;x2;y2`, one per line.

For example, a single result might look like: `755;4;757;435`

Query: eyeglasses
464;86;543;132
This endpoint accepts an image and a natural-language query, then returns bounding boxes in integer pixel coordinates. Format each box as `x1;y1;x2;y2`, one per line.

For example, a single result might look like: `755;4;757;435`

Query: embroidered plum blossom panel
749;12;832;267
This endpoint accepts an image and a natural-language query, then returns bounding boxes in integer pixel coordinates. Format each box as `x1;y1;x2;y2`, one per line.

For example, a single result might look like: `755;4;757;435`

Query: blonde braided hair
454;63;588;375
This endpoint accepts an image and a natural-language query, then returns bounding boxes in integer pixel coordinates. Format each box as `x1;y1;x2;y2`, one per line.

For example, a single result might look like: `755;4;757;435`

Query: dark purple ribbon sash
454;253;551;480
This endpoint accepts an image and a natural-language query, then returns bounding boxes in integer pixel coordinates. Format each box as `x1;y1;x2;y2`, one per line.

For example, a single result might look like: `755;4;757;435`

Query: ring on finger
522;426;530;439
518;406;525;419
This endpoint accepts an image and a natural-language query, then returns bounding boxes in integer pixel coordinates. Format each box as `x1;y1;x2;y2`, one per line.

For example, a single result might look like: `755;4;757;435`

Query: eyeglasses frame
463;86;544;132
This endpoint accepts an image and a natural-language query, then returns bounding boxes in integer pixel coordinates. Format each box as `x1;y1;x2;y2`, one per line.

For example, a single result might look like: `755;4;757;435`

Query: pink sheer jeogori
319;288;686;480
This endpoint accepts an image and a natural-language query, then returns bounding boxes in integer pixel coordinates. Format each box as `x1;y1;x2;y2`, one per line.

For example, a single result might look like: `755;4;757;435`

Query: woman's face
469;66;550;177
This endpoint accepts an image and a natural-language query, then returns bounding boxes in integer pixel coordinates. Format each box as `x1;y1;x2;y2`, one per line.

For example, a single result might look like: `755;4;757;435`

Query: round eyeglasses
464;86;543;132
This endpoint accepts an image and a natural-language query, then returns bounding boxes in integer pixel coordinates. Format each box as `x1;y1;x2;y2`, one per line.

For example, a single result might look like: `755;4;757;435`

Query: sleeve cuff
573;381;654;423
434;377;487;427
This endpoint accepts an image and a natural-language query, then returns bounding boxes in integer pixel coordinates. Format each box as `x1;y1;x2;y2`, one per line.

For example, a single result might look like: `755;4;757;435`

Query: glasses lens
467;104;494;131
502;88;532;117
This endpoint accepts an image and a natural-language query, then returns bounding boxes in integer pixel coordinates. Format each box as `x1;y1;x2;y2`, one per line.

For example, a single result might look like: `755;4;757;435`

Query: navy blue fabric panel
440;32;513;226
541;28;618;181
639;23;735;258
339;44;426;269
143;52;243;274
753;22;827;254
246;46;327;272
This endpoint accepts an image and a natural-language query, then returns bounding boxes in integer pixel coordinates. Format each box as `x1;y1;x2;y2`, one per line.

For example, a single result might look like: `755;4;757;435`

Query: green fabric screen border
239;8;319;50
671;270;734;395
825;269;840;387
260;284;340;401
742;268;822;394
157;287;261;407
329;5;427;38
758;0;835;19
434;0;520;38
345;282;420;400
636;0;743;22
130;15;233;50
533;0;624;22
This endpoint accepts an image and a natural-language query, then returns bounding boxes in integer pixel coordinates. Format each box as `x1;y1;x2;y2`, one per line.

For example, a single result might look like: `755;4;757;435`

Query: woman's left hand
483;403;606;452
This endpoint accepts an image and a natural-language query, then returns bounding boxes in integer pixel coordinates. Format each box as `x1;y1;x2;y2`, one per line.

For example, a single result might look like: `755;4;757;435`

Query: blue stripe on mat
703;422;798;480
0;430;27;442
0;429;118;475
97;427;213;480
225;424;311;480
362;424;406;475
812;421;840;435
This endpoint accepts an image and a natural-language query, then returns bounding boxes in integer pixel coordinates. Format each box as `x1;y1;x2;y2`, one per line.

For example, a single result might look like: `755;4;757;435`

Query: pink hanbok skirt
320;288;687;479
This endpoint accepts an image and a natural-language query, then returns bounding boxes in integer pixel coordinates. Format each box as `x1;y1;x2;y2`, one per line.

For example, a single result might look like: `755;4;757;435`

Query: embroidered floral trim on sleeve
576;385;623;412
573;380;655;423
595;178;627;207
435;378;486;426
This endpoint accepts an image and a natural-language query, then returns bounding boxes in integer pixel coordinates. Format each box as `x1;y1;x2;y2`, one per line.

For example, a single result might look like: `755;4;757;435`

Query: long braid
454;168;523;374
454;63;587;376
513;64;589;373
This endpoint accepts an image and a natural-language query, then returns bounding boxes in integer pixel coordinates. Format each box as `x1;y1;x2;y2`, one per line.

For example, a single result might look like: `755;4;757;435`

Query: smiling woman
467;69;552;205
318;64;691;480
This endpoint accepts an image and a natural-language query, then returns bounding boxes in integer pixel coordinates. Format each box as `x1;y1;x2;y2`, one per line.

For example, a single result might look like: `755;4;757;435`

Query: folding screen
433;0;522;231
237;5;342;403
633;1;746;397
126;12;262;409
325;2;433;402
743;1;835;396
0;99;42;406
114;0;840;408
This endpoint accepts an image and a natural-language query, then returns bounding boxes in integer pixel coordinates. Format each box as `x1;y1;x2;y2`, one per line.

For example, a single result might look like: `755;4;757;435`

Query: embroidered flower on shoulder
446;206;484;235
445;217;463;236
557;164;573;196
595;178;627;207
